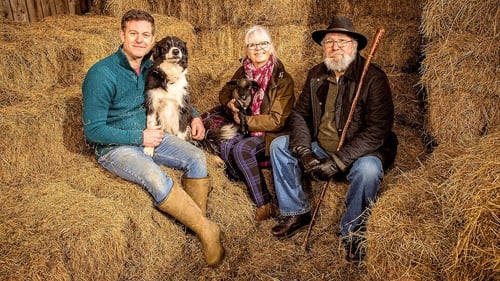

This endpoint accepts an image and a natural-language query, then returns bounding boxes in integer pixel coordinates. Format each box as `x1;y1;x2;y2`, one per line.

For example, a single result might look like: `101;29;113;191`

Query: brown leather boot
271;212;311;238
182;176;211;216
157;184;224;266
254;203;277;221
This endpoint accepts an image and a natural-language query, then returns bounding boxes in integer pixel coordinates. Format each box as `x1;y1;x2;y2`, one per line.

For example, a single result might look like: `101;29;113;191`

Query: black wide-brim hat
312;15;367;50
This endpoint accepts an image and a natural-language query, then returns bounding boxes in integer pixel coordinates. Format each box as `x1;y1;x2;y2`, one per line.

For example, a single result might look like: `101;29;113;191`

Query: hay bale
0;86;89;186
332;0;424;21
357;17;422;73
0;15;195;92
420;32;499;147
0;16;116;91
367;132;500;280
421;0;499;39
0;182;129;280
391;123;428;172
188;58;241;110
391;73;425;127
90;0;423;28
95;0;324;27
440;131;500;280
0;169;193;280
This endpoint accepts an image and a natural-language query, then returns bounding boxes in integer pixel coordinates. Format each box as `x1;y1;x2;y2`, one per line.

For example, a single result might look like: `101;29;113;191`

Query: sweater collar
116;45;153;73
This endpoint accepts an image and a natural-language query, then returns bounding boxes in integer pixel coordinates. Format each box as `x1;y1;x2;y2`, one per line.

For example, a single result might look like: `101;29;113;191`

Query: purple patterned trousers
219;134;271;206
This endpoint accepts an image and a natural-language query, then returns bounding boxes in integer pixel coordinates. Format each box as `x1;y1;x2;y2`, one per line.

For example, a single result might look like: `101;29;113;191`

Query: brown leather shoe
254;203;277;221
271;212;311;238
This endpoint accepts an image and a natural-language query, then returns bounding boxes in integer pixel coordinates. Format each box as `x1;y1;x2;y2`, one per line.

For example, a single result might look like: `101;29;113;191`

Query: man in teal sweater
82;9;224;266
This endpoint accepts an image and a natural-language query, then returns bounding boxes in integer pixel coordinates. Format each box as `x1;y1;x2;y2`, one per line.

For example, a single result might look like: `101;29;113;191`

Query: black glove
292;146;338;181
308;157;338;181
292;146;320;173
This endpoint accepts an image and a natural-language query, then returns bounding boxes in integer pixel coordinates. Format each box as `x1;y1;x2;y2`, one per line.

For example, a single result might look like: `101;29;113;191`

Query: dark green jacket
289;54;397;171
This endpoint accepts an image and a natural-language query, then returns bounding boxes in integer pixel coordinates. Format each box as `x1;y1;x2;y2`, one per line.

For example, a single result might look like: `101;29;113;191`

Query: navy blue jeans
270;135;383;237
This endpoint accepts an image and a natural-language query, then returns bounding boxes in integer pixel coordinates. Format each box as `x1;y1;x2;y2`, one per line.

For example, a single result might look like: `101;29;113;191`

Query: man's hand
143;127;164;147
307;158;338;181
191;117;206;140
292;146;338;181
292;146;321;176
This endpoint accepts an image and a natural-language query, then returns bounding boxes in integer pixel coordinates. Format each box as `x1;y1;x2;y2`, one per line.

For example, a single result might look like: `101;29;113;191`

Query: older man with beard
269;15;397;261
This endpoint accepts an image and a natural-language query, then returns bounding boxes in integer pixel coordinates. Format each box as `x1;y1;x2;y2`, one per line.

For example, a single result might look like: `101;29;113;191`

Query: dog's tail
197;124;238;155
217;124;239;140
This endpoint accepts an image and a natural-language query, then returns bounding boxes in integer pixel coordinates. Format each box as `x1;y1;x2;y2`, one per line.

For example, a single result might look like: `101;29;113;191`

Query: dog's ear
251;80;260;89
152;43;163;60
227;79;239;86
180;39;188;56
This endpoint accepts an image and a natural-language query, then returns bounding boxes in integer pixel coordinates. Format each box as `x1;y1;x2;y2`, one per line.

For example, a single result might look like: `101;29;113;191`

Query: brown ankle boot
254;203;277;221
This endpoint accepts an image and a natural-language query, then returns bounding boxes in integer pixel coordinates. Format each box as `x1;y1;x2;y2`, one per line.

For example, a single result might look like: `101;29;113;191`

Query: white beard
323;52;356;73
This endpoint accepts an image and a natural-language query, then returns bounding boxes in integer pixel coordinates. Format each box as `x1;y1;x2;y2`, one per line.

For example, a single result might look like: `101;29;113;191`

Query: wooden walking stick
302;28;386;251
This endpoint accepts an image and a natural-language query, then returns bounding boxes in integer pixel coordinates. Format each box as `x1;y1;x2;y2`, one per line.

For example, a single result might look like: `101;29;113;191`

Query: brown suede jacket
289;54;397;171
219;58;295;155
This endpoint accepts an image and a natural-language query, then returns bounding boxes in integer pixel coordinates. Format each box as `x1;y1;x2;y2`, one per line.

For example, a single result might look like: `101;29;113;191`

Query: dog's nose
172;48;180;56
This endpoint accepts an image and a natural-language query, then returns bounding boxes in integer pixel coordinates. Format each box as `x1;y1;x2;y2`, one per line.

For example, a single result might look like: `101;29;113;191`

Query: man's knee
351;156;383;180
270;135;288;153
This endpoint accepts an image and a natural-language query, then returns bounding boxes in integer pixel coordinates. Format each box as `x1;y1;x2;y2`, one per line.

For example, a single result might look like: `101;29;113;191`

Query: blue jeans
270;135;383;237
98;134;207;205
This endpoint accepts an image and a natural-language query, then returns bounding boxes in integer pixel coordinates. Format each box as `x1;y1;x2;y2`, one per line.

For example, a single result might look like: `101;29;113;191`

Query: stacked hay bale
368;136;499;280
420;0;499;146
366;0;499;280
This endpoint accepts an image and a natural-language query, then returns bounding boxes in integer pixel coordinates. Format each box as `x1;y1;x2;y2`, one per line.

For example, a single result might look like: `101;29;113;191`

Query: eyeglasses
323;39;353;49
246;41;271;51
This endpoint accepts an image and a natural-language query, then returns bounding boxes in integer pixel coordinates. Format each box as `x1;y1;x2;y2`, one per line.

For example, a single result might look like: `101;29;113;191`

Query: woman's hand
227;99;239;113
228;99;241;124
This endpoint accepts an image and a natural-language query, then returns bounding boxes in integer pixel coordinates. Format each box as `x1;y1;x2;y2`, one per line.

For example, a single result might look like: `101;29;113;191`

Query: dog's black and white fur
144;36;192;156
143;36;263;160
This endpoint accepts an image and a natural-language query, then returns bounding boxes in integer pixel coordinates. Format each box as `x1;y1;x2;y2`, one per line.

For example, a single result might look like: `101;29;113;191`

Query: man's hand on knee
292;146;338;181
308;158;338;181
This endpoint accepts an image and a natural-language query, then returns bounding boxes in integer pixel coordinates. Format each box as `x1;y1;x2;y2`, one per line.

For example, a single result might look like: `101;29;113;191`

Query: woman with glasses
218;25;295;222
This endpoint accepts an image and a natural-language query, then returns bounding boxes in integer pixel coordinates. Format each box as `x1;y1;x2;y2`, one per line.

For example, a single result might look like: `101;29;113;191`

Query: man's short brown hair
121;9;155;35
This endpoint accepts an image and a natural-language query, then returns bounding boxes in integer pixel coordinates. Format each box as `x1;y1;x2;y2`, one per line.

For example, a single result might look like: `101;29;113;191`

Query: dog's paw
144;146;155;157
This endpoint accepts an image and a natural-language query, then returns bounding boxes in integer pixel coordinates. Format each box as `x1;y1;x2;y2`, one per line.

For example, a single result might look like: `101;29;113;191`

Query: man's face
322;32;357;72
120;20;155;61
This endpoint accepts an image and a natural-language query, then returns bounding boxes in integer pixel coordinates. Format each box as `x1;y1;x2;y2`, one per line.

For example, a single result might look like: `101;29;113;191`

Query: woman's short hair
244;25;277;58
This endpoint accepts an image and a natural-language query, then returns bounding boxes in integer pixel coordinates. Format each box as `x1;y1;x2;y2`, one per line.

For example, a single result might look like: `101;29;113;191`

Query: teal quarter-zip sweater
82;46;199;157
